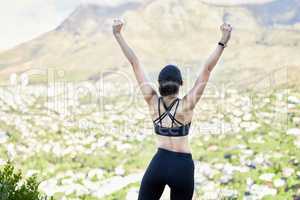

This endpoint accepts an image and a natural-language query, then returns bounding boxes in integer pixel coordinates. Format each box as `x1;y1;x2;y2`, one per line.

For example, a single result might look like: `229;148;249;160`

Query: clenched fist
113;19;124;35
220;23;232;45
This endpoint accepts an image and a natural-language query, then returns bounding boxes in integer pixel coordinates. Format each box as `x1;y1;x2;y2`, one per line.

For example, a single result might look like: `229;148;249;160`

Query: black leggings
138;147;195;200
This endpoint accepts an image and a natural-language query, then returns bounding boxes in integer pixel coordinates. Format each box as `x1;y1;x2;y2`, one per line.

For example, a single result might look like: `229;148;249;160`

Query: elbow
206;64;215;73
130;58;139;68
204;60;218;73
131;59;138;65
202;67;211;78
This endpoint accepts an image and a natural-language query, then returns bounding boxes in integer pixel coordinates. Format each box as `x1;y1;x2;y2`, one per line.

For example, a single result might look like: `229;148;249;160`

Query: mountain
0;0;299;89
247;0;300;26
203;0;300;26
56;3;141;35
0;3;142;83
200;0;276;6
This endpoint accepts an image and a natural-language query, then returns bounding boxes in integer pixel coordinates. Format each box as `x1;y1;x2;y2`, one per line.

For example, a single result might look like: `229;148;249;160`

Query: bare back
148;96;194;153
113;19;232;153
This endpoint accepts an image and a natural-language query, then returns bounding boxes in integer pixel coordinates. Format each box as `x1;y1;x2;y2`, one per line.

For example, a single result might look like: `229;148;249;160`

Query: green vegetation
0;84;299;199
0;162;51;200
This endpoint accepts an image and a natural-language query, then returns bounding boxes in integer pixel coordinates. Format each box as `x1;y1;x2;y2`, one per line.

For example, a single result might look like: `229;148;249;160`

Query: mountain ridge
56;2;142;35
0;0;299;89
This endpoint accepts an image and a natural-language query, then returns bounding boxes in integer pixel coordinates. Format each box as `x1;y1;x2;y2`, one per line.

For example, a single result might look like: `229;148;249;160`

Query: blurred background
0;0;299;199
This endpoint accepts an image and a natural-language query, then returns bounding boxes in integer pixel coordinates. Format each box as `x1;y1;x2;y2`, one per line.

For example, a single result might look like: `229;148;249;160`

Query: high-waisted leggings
138;147;195;200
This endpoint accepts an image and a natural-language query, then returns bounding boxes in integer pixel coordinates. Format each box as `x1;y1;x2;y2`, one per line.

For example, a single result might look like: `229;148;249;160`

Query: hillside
0;0;299;89
0;1;300;199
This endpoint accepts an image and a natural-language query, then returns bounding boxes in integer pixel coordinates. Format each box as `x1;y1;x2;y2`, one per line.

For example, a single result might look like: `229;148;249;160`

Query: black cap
158;65;183;85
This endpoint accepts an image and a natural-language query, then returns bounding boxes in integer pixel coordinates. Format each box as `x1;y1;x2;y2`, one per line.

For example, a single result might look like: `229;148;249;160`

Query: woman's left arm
183;23;232;110
113;19;157;105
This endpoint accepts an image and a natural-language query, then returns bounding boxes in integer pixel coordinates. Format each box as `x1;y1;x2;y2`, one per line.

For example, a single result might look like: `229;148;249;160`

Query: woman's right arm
183;23;232;110
113;19;157;105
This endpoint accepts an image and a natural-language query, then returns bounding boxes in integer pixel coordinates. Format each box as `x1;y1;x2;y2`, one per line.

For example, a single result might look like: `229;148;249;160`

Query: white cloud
0;0;140;51
0;0;71;50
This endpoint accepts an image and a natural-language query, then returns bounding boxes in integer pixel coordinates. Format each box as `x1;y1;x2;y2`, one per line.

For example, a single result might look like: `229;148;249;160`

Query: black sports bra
153;97;191;137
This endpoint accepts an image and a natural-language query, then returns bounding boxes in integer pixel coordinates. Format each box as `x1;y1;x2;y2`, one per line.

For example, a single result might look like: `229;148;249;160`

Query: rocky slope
0;0;299;89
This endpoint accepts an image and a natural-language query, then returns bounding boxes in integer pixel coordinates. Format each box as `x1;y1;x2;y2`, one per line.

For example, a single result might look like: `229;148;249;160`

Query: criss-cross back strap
172;99;181;127
153;97;178;126
153;97;183;127
161;98;183;127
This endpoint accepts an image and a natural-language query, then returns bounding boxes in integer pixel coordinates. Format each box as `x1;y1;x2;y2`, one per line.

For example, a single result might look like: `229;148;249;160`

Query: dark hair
158;65;183;96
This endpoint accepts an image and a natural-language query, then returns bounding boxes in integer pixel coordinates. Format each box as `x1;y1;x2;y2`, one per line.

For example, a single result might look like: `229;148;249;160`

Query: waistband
157;147;192;159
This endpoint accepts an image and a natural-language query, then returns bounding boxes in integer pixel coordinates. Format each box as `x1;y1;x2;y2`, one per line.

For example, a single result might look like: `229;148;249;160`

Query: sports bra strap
161;98;183;127
155;97;178;126
158;97;162;126
154;97;183;127
172;100;180;127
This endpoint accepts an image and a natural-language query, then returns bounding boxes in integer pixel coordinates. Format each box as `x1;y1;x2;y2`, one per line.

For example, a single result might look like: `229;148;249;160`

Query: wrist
218;41;227;48
220;36;229;44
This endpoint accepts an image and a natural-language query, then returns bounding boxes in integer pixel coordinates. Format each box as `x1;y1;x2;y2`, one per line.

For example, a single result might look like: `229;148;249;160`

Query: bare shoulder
181;94;194;113
147;94;159;116
179;96;194;122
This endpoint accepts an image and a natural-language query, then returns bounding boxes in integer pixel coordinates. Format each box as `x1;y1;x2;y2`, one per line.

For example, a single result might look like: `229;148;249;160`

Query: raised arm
183;23;232;110
112;19;157;104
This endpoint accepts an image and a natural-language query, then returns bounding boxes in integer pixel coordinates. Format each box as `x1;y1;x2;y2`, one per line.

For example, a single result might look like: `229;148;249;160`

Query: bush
0;162;52;200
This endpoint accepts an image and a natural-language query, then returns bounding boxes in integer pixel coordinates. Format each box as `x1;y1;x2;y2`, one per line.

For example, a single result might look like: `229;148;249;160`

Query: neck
162;94;178;100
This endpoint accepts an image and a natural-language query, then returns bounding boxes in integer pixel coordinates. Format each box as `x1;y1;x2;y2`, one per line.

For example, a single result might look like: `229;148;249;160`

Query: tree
0;162;52;200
